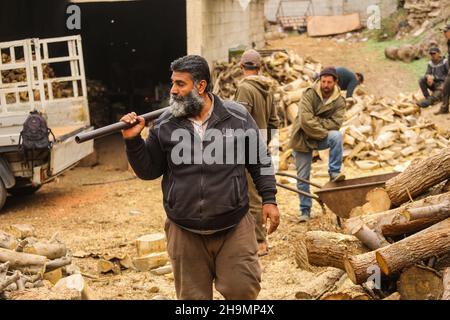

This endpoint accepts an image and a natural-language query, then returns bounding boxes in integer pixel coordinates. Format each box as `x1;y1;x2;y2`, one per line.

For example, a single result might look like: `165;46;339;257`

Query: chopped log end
375;251;391;276
343;258;358;284
398;265;443;300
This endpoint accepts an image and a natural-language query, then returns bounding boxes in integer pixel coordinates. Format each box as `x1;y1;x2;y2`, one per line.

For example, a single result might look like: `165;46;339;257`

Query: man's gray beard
170;88;205;118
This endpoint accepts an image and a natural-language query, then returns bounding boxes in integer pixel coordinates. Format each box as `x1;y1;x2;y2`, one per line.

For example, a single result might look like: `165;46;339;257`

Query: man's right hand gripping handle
120;112;146;139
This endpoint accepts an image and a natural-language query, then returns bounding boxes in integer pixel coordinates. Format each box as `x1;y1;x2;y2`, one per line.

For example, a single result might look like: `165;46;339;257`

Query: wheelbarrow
276;171;399;226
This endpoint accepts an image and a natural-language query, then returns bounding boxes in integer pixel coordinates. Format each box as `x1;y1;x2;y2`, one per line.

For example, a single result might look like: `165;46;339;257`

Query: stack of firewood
86;79;110;128
295;148;450;300
339;93;449;170
212;50;321;126
404;0;442;28
0;224;92;300
212;51;449;171
1;53;73;103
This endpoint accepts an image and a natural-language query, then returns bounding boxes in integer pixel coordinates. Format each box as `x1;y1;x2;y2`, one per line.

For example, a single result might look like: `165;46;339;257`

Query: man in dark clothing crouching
121;55;280;300
417;47;448;108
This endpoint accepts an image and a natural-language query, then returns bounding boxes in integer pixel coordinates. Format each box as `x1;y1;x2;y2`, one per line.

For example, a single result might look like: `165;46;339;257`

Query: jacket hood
240;75;272;97
312;80;342;105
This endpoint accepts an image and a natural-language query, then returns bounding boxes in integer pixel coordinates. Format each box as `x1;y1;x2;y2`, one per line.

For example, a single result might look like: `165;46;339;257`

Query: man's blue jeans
292;130;343;215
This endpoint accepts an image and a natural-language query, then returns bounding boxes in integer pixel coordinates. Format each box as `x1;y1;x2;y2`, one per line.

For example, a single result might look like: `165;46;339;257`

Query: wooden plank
307;13;362;37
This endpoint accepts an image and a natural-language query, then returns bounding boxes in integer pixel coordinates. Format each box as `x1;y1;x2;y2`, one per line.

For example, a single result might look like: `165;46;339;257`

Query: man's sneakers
330;172;346;182
297;209;310;223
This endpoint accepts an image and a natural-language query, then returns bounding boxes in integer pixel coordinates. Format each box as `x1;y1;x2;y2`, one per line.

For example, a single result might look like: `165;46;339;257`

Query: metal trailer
0;35;94;210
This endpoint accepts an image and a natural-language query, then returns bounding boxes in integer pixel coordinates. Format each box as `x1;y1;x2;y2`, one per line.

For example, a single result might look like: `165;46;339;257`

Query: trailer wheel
0;180;6;210
8;185;41;196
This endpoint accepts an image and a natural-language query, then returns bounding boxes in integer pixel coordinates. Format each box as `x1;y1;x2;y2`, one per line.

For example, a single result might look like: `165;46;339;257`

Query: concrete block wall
187;0;265;64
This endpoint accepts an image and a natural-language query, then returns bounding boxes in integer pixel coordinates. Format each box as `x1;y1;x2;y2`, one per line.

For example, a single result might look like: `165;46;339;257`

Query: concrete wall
187;0;265;64
265;0;398;24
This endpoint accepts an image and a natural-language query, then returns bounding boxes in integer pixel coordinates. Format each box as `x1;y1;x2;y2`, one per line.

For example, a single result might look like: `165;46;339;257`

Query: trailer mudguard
0;157;15;188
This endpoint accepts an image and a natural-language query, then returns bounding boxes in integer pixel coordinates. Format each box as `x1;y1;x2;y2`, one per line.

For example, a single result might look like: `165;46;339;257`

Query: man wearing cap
289;67;346;222
235;49;280;256
435;23;450;114
417;47;448;108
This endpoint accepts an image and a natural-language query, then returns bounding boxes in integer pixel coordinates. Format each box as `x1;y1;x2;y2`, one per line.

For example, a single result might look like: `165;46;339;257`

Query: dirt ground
1;34;449;300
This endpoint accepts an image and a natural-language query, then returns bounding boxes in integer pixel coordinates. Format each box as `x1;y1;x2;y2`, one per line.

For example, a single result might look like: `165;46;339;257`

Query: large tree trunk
343;251;378;284
398;265;443;300
443;268;450;300
295;268;345;299
305;231;369;270
375;218;450;276
0;248;47;274
344;192;450;236
384;148;450;206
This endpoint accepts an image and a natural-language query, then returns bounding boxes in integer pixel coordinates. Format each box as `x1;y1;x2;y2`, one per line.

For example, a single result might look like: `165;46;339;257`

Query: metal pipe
276;182;321;201
75;107;170;143
276;172;323;189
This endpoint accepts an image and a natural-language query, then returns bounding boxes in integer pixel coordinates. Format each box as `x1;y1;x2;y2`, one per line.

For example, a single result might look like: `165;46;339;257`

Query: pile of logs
404;0;442;28
0;224;91;300
384;43;426;63
86;79;110;128
340;94;449;170
1;53;73;103
212;50;321;126
295;149;450;300
212;51;449;171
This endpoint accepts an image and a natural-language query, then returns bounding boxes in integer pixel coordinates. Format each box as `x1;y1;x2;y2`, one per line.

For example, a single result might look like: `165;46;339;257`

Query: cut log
0;271;20;292
384;148;450;207
293;239;312;271
383;292;401;300
320;275;371;300
45;256;72;272
278;149;293;171
6;224;35;239
0;230;17;250
150;265;172;276
43;268;63;285
344;251;378;285
286;103;298;124
376;218;450;276
364;188;391;213
0;261;10;274
0;248;47;274
295;268;345;300
133;252;169;272
135;233;166;257
53;274;95;300
443;268;450;300
305;231;369;270
381;201;450;236
97;259;120;274
344;192;450;236
350;222;389;250
23;241;67;260
118;254;133;270
397;265;443;300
